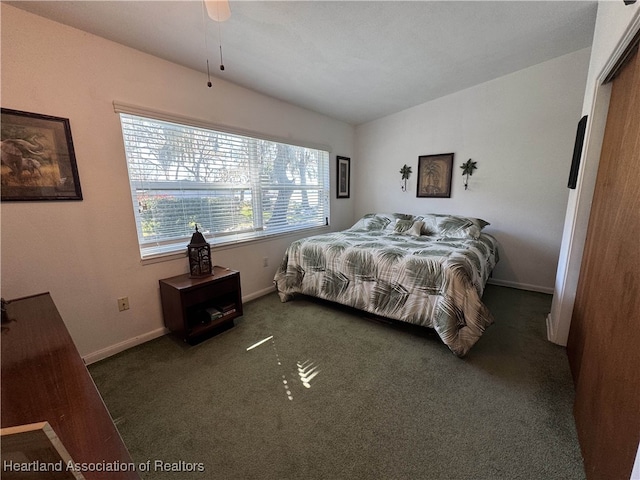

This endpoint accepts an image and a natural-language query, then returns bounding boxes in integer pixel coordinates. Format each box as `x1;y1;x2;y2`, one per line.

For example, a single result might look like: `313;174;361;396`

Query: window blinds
118;113;330;258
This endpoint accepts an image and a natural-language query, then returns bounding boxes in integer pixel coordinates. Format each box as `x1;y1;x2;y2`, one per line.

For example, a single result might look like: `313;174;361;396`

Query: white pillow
405;220;424;237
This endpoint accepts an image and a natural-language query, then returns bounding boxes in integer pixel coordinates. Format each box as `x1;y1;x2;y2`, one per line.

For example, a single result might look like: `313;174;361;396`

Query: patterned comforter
273;213;499;356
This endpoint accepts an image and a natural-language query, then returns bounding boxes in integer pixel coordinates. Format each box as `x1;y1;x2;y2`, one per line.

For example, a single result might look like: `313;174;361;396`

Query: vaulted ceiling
7;1;597;125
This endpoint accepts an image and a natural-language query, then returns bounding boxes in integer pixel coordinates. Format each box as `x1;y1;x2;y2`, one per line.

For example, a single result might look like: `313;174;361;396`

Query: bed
273;213;499;357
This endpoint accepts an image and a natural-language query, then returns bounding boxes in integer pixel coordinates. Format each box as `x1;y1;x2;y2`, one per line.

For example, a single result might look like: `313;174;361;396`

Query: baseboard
83;286;277;365
546;313;556;343
545;312;568;346
83;327;168;365
486;278;554;295
243;285;276;302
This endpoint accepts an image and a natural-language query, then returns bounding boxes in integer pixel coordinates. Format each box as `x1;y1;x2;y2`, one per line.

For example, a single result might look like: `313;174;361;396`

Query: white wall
0;5;355;361
547;2;639;347
354;49;590;293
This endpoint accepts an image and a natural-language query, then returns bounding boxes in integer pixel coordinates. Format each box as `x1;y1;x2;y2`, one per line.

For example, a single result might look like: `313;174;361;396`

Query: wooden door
567;46;640;479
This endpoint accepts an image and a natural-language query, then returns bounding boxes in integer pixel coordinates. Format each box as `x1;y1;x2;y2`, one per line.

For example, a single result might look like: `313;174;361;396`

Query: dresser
1;293;140;480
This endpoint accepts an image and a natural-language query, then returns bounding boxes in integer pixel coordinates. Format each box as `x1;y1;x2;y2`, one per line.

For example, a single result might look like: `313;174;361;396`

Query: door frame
546;8;640;347
548;7;640;479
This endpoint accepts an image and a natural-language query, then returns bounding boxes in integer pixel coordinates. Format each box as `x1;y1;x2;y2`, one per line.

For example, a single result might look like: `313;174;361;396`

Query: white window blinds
118;112;330;259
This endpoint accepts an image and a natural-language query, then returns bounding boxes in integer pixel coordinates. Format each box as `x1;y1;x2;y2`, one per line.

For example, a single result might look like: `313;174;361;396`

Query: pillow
420;214;489;239
383;213;416;232
405;220;424;237
393;218;414;234
393;219;425;237
349;214;393;231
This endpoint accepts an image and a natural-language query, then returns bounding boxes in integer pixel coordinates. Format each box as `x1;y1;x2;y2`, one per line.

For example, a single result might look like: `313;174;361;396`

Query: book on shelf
217;302;236;314
205;306;224;321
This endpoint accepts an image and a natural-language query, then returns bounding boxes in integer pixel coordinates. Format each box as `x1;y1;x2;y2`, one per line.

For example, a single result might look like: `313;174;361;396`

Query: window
118;112;330;259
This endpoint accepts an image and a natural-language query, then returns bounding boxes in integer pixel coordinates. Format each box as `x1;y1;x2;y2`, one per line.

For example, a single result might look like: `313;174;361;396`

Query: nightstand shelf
159;266;243;344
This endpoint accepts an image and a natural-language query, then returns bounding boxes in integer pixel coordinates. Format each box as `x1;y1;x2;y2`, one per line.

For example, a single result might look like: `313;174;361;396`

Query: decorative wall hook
460;159;477;190
400;164;412;191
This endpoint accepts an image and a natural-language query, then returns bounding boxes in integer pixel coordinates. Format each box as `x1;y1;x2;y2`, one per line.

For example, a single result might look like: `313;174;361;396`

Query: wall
0;5;355;361
354;48;590;293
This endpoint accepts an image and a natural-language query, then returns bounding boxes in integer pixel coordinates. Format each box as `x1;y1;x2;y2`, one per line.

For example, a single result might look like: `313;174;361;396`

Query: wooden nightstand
159;266;243;344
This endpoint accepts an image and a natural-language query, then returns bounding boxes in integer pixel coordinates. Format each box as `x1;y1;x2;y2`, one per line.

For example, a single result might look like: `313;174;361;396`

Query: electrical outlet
117;297;130;312
263;257;269;267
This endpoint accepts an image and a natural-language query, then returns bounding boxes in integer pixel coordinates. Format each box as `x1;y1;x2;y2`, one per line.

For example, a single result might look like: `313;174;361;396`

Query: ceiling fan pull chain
218;22;225;71
201;0;213;87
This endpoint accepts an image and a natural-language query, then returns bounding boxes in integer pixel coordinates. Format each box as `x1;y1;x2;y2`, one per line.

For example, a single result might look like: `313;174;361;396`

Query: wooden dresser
1;293;140;479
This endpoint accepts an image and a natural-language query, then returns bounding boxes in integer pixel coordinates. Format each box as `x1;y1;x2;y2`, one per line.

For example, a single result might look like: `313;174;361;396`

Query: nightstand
159;266;243;344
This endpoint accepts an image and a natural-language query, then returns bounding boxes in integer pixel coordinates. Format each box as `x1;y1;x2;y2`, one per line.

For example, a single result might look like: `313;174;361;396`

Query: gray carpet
89;285;585;479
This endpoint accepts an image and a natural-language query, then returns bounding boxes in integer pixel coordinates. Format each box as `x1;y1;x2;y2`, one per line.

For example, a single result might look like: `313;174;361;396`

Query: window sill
139;225;331;266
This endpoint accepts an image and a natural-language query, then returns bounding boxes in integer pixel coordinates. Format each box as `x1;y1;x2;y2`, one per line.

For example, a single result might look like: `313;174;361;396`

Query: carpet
89;285;584;479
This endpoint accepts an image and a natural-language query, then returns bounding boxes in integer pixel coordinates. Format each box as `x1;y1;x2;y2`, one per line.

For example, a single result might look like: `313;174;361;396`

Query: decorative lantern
187;224;212;278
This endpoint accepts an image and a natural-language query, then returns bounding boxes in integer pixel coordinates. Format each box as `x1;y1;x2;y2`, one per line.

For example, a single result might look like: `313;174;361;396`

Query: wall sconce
400;164;412;192
188;224;213;278
460;159;477;190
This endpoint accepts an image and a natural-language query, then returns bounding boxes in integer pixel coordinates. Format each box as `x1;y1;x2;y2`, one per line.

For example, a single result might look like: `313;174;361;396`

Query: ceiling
7;1;597;125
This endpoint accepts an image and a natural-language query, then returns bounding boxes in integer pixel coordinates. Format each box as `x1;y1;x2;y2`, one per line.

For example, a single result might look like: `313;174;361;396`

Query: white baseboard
545;312;567;346
486;278;554;295
546;313;556;343
243;285;276;302
83;287;277;365
83;327;168;365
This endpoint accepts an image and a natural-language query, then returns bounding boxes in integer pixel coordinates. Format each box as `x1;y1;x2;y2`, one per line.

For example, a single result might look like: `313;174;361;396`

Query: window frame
114;102;332;262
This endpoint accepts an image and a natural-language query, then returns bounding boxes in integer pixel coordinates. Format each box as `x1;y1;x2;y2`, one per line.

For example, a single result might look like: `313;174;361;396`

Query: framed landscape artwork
337;155;350;198
1;108;82;201
417;153;454;198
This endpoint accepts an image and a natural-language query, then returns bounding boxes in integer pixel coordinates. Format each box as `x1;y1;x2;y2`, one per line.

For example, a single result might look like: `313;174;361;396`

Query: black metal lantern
187;224;212;278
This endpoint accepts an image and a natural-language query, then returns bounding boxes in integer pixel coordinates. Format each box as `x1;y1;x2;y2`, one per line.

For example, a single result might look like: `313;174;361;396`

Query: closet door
567;46;640;479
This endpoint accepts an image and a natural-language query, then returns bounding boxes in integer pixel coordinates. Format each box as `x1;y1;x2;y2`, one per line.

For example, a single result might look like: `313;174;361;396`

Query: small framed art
1;108;83;201
417;153;454;198
337;155;350;198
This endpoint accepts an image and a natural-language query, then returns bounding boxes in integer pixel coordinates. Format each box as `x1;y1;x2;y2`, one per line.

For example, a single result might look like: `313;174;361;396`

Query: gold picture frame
1;422;85;479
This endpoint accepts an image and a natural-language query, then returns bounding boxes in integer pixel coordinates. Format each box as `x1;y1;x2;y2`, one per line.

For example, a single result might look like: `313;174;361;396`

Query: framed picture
1;108;82;201
568;115;588;189
417;153;454;198
337;155;350;198
1;422;83;480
